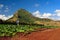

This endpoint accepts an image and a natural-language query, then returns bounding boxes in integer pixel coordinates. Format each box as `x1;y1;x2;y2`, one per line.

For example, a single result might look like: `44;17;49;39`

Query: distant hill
0;9;60;26
6;12;18;23
7;9;36;24
6;9;53;24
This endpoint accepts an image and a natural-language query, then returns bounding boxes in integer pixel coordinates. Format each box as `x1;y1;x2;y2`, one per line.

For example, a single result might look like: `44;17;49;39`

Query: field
0;24;59;36
0;24;60;40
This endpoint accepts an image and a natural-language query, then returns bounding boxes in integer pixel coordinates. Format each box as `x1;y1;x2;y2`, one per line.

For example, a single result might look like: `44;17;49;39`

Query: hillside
7;9;36;24
5;8;60;26
6;12;18;23
6;9;53;25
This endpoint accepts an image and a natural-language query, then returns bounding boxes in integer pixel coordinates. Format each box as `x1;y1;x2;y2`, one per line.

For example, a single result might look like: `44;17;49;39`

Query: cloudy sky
0;0;60;20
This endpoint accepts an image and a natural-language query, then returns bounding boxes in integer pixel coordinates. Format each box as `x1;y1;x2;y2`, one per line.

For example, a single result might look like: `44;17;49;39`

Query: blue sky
0;0;60;20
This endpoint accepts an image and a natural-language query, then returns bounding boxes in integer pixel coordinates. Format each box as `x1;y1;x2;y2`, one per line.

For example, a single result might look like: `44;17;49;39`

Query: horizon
0;0;60;20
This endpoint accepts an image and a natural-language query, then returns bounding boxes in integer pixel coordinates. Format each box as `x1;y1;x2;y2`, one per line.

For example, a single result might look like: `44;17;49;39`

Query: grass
0;24;59;36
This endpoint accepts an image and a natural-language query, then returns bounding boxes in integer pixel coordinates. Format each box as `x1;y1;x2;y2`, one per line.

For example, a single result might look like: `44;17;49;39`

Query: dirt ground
0;28;60;40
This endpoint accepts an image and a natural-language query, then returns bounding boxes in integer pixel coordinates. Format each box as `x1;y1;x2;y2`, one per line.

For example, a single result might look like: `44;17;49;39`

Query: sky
0;0;60;20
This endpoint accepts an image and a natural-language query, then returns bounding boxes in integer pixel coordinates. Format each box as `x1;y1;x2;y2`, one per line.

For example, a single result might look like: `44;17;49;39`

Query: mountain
2;8;60;26
6;9;36;24
6;12;18;23
6;9;53;25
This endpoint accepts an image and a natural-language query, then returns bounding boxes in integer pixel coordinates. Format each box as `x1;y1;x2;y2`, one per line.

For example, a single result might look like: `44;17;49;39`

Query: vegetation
0;24;59;36
6;9;53;24
7;9;36;24
0;24;40;36
0;9;59;37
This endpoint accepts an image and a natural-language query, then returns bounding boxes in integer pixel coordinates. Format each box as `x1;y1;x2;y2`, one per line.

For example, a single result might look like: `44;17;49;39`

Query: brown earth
0;28;60;40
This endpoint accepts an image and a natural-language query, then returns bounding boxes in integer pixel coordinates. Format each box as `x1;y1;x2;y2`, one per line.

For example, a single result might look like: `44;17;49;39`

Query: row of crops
0;24;59;36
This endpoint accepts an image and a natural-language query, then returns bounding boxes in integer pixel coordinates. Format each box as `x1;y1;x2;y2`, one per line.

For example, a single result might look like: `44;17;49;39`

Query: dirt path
0;28;60;40
19;28;60;40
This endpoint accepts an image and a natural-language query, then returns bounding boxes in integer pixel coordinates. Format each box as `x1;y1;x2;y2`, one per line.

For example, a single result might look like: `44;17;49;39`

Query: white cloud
35;3;39;7
32;10;60;20
32;11;52;18
55;10;60;16
0;14;13;20
41;13;52;18
50;16;60;21
32;10;41;18
0;4;4;9
55;10;60;13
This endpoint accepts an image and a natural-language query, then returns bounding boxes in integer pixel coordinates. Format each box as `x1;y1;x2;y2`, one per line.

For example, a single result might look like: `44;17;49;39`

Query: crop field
0;24;59;36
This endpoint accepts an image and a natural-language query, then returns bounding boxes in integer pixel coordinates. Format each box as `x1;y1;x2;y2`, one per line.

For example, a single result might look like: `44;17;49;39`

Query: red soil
0;28;60;40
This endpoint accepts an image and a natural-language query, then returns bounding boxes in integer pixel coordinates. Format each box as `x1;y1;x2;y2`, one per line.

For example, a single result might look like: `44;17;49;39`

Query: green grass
0;24;59;36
